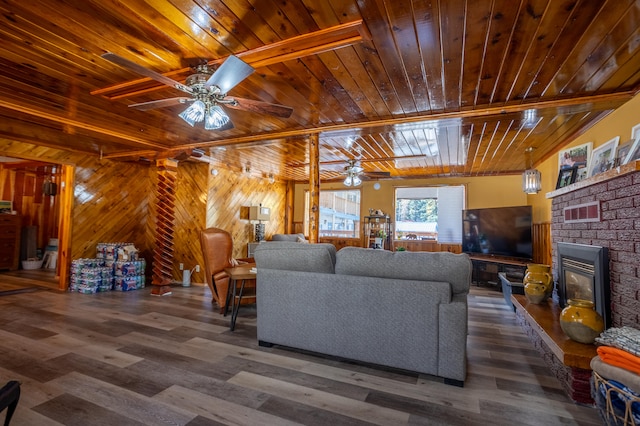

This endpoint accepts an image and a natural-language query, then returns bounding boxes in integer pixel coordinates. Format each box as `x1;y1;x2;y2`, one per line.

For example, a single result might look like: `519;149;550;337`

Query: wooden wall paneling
172;161;207;285
319;237;361;251
0;141;156;288
70;156;153;261
533;222;552;266
392;240;462;253
34;168;44;204
205;165;287;262
0;166;12;200
151;159;177;295
13;170;24;214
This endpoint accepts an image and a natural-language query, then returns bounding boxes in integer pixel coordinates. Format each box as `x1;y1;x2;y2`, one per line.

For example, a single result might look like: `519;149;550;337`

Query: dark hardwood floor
0;275;600;425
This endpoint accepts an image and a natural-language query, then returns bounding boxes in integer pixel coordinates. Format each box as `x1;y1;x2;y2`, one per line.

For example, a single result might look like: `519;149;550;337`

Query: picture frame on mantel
558;142;592;170
625;134;640;164
586;136;619;178
556;166;578;189
615;139;634;166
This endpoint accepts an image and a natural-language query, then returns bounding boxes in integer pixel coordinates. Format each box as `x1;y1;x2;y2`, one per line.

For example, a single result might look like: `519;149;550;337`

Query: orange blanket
598;346;640;376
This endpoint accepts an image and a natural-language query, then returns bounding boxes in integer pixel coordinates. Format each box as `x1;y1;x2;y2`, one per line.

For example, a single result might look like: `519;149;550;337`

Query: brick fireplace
550;165;640;328
512;161;639;405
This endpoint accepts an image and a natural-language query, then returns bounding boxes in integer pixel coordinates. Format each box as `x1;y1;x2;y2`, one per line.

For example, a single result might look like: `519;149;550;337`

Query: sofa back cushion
335;247;471;294
271;233;307;242
254;242;336;273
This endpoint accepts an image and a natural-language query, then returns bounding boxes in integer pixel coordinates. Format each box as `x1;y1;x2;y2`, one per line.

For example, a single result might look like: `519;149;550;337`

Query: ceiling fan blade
364;171;391;177
226;97;294;118
102;53;193;94
204;55;254;94
128;97;193;111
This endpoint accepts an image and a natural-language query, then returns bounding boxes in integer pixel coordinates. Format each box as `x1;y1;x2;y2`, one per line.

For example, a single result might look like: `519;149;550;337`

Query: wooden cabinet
363;216;392;250
0;215;21;270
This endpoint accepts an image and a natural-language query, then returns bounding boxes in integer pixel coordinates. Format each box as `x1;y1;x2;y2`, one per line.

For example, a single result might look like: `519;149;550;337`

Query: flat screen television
462;205;533;260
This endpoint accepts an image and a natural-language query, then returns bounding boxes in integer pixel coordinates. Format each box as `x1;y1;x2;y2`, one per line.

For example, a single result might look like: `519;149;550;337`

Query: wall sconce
522;147;541;194
249;204;270;241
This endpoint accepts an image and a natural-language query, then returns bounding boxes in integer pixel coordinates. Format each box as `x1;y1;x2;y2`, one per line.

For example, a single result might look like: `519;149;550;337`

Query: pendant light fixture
522;147;542;194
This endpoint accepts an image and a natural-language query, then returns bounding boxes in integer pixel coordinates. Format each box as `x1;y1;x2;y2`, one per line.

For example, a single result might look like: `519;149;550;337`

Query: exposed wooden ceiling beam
105;90;635;160
0;99;167;150
92;20;369;100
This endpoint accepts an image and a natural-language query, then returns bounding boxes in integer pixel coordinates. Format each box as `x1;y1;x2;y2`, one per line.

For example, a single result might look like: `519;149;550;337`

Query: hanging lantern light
522;147;541;194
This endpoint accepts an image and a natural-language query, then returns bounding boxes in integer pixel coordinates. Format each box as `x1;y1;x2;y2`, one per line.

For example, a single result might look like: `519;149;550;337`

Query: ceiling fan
101;53;294;130
341;159;391;187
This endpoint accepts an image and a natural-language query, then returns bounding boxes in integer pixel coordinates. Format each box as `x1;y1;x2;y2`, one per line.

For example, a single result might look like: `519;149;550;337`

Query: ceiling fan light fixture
344;175;353;187
179;100;206;126
204;105;230;130
352;175;362;186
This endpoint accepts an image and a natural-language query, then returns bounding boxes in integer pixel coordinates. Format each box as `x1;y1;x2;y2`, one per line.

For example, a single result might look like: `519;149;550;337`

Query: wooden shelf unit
363;216;392;250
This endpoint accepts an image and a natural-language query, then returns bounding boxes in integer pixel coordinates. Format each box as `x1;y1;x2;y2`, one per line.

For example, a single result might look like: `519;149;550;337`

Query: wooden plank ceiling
0;0;639;182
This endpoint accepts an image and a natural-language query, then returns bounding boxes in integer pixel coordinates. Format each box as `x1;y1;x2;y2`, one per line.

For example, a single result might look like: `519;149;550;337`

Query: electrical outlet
179;263;184;270
195;265;200;273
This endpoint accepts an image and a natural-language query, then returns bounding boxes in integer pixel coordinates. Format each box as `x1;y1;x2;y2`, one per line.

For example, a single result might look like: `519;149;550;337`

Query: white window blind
436;186;465;244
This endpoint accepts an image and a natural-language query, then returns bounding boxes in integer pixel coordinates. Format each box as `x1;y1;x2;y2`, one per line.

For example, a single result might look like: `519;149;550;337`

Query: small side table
247;242;260;258
223;264;257;331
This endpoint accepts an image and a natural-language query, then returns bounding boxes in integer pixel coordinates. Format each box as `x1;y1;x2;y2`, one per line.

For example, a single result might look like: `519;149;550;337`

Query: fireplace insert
557;242;610;329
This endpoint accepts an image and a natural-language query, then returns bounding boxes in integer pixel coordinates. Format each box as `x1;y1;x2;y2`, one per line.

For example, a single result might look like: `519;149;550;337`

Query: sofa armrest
437;293;468;381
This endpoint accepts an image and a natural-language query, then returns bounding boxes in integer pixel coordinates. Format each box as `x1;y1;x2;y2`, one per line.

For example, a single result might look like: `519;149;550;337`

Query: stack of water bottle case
70;242;146;294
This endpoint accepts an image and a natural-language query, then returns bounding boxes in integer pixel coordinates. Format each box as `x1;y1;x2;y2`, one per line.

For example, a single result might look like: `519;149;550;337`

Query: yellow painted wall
529;92;640;222
294;174;527;229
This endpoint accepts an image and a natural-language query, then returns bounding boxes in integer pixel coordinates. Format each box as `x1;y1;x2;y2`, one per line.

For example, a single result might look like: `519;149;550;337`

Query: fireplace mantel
546;159;640;199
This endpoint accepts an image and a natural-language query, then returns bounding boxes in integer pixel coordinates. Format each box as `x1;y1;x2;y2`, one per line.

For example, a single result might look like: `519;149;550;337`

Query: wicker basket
593;371;640;426
21;259;43;270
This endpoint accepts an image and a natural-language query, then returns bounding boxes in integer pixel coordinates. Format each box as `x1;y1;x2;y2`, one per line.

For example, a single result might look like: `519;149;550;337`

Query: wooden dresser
0;214;21;270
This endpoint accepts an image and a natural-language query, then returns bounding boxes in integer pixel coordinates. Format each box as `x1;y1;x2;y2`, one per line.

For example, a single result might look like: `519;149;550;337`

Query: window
394;186;465;243
304;189;361;238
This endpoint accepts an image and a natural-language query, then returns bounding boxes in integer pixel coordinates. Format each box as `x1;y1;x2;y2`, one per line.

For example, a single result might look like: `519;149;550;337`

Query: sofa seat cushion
254;242;337;273
335;247;471;295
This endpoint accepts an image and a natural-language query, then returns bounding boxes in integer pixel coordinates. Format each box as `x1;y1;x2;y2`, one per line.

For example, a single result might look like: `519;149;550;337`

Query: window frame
304;189;362;238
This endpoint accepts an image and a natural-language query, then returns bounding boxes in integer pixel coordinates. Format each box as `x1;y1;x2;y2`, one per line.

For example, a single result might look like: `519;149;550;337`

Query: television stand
468;255;528;287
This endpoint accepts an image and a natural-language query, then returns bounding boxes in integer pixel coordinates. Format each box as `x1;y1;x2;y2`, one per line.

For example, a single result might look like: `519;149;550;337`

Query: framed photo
615;139;634;166
558;142;592;170
632;123;640;140
556;166;578;189
0;200;11;214
575;166;588;183
625;135;640;164
587;136;619;178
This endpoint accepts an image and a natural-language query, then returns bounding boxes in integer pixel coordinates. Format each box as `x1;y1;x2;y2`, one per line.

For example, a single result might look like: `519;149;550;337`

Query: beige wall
529;92;640;222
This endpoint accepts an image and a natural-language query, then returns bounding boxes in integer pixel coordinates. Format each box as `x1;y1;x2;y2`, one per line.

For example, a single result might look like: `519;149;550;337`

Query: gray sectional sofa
253;242;472;385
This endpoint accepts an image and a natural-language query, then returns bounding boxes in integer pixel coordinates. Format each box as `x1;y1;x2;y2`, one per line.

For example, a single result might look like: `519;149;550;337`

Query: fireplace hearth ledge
511;294;597;405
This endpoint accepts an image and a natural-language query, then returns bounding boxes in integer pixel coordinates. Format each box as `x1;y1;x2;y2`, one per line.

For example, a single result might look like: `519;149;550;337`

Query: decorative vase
524;263;552;298
560;299;604;344
524;280;547;304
